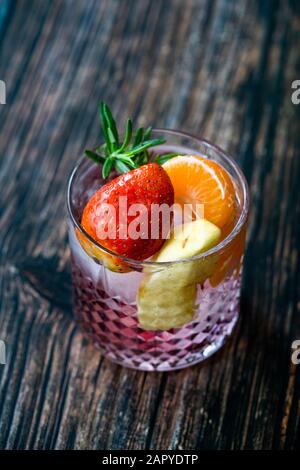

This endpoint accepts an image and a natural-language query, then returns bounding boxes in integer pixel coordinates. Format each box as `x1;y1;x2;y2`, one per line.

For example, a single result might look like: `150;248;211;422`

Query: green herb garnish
85;102;177;179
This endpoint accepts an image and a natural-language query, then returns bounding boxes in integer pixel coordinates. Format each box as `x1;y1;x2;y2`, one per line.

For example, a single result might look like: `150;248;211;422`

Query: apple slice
137;219;221;330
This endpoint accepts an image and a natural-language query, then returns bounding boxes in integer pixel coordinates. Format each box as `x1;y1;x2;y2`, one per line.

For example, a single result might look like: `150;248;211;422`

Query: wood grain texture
0;0;299;450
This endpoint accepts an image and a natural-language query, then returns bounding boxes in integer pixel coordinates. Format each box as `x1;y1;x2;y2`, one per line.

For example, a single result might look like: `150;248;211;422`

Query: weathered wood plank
0;0;299;449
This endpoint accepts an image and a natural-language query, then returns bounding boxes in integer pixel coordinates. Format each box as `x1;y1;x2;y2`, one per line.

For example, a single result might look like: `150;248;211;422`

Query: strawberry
81;163;174;263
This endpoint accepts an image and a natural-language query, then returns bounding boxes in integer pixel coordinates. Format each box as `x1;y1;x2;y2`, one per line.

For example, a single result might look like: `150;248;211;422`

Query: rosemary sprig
85;102;177;179
154;153;179;165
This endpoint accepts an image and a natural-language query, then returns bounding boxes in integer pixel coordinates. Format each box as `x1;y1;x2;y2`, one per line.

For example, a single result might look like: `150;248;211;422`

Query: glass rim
66;128;250;267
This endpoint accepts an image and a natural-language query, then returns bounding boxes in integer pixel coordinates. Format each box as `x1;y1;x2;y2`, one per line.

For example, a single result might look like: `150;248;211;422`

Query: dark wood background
0;0;299;450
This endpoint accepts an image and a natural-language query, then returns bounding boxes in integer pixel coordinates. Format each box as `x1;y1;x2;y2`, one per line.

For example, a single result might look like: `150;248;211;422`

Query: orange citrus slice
76;229;131;273
163;155;236;229
210;226;246;287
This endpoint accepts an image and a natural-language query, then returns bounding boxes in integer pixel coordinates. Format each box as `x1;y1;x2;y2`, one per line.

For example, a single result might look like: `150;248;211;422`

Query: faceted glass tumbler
67;130;249;371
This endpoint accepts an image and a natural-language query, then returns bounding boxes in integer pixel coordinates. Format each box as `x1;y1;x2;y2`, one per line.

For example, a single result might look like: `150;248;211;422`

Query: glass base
72;257;241;372
94;317;237;371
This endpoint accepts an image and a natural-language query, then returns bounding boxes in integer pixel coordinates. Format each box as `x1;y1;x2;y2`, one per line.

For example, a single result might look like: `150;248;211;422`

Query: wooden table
0;0;299;450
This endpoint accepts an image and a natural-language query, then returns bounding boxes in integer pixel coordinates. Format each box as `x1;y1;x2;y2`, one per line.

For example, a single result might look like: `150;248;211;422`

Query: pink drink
67;130;249;371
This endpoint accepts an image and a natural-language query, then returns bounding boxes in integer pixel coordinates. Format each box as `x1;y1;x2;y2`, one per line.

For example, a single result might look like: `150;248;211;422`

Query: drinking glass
67;130;249;371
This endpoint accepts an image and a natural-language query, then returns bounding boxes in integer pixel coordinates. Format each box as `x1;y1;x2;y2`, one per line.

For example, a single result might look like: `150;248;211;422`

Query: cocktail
67;104;249;371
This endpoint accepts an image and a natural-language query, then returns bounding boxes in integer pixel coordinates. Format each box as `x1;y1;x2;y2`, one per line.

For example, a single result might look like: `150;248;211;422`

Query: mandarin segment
209;226;246;287
163;155;236;228
76;229;131;273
